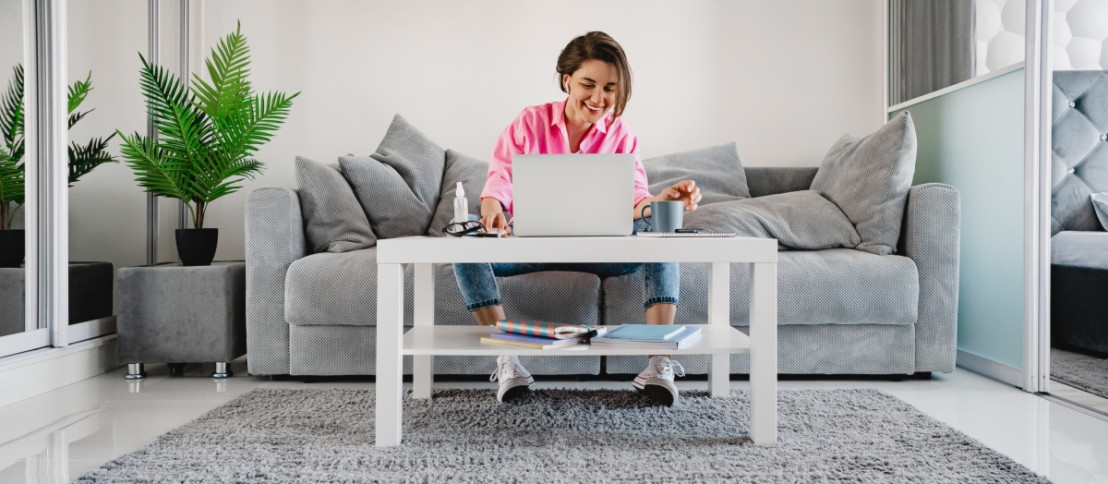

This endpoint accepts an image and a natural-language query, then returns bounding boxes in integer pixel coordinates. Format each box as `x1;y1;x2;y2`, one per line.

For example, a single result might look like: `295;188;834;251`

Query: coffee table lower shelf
401;324;750;356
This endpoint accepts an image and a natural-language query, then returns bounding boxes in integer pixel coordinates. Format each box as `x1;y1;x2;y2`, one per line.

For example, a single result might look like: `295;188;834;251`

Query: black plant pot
176;228;218;266
0;229;24;268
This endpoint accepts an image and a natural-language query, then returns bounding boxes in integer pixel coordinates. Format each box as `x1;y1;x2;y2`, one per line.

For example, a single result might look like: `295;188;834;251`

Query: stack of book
480;320;603;349
588;324;701;350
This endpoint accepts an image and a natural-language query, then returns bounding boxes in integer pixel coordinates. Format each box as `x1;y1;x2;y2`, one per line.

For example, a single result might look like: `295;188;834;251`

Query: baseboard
0;335;121;408
956;349;1024;388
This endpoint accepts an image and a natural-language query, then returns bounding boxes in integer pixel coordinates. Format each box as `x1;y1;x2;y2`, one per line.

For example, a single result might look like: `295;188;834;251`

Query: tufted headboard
1052;70;1108;235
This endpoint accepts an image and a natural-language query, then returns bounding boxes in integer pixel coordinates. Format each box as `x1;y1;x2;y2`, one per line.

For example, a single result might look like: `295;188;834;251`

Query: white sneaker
632;356;686;406
490;355;534;402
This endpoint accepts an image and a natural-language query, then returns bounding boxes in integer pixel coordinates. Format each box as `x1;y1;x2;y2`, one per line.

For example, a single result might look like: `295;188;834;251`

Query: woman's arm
633;180;703;220
480;197;510;234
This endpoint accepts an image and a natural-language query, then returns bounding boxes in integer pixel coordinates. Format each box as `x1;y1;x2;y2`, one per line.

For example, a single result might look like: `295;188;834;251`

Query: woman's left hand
657;179;702;210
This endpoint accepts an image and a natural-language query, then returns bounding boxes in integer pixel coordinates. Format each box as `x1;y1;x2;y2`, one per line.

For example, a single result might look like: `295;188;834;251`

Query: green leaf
68;132;118;185
116;130;191;202
0;147;25;206
68;71;92;114
0;64;24;155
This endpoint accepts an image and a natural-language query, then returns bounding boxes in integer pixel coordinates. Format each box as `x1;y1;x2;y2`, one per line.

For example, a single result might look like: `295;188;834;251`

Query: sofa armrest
245;187;308;375
901;183;961;373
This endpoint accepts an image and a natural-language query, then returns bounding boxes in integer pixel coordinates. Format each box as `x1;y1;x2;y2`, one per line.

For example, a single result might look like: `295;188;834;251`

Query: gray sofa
245;114;961;378
1050;70;1108;355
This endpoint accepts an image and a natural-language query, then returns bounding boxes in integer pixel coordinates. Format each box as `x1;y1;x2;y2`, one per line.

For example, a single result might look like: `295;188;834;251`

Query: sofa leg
212;361;233;379
124;363;147;380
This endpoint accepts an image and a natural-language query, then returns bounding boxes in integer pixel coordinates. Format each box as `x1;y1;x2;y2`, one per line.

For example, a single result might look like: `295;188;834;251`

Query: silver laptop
511;154;635;237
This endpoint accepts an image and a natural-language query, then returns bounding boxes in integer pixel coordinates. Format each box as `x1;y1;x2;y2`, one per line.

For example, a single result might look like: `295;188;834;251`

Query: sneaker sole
638;377;678;406
497;376;534;402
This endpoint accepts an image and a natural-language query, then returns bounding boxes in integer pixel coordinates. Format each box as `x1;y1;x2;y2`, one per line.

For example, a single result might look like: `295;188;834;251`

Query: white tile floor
1;361;1106;484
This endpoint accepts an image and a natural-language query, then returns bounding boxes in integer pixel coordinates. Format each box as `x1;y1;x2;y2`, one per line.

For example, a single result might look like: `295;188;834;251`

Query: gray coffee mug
640;200;684;232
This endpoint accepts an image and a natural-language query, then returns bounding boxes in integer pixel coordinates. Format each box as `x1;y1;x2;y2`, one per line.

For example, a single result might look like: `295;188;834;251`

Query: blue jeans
452;219;680;312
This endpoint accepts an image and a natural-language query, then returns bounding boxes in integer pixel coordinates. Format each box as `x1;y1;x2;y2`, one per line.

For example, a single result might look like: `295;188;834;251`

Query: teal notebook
602;324;685;341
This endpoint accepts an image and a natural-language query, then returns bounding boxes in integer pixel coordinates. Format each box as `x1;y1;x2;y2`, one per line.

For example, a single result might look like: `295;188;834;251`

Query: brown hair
556;31;632;118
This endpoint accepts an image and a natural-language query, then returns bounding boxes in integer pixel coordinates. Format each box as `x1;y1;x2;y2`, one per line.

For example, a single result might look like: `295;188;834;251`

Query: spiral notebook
635;232;736;238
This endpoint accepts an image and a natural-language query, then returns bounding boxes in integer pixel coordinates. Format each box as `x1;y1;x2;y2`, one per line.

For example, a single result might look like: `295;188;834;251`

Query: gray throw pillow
341;114;447;239
1092;193;1108;231
810;112;917;255
294;156;376;253
644;142;751;204
427;149;489;236
683;191;860;250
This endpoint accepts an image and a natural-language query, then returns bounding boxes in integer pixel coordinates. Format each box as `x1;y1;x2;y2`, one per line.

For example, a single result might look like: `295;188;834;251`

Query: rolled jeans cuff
644;297;680;310
465;298;502;313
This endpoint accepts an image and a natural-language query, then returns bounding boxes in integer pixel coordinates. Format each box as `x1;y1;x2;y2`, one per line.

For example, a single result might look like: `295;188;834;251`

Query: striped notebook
494;320;596;340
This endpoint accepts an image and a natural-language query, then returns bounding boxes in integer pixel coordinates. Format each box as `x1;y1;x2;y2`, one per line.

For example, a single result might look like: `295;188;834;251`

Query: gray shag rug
76;388;1048;483
1052;348;1108;399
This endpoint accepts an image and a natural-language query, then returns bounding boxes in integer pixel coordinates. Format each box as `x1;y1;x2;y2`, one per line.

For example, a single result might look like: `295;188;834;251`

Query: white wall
69;0;886;263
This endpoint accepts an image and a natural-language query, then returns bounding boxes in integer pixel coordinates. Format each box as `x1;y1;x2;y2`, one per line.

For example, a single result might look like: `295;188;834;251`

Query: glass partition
64;0;153;342
1046;0;1108;410
889;0;1027;107
0;0;32;351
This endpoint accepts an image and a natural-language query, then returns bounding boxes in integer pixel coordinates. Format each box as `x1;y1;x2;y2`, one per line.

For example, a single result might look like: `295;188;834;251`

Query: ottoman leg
212;361;233;379
124;363;147;380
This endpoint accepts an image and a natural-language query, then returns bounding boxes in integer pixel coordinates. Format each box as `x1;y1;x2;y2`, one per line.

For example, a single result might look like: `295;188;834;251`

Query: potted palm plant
0;64;118;268
117;22;298;266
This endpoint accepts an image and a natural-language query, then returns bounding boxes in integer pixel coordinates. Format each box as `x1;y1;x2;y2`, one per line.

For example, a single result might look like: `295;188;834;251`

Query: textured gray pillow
426;149;489;236
341;114;446;239
683;191;860;250
644;142;751;204
294;156;376;253
810;112;917;255
1092;193;1108;231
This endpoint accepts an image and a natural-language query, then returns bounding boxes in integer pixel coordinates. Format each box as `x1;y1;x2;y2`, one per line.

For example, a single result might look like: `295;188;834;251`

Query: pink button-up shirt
480;99;653;215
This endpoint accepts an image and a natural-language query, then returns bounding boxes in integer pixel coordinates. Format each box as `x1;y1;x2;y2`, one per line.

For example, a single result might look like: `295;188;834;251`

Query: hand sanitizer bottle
453;182;469;223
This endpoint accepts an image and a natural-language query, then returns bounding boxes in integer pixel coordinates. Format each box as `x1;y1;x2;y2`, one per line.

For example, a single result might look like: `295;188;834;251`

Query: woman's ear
562;73;571;92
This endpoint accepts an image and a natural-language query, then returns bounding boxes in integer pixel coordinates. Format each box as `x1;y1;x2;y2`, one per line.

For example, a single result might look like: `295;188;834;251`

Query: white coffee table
375;235;778;446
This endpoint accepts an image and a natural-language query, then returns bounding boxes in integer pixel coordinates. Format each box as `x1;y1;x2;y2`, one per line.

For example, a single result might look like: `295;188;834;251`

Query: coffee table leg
376;263;404;446
412;263;434;399
749;261;778;445
708;262;730;398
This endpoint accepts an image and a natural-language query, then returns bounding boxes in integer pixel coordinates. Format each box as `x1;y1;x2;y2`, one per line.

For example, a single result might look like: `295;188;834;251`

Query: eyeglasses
443;221;505;238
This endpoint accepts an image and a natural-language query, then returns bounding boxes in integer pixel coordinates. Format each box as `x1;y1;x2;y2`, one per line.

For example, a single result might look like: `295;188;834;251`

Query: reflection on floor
1051;348;1108;415
0;360;1107;484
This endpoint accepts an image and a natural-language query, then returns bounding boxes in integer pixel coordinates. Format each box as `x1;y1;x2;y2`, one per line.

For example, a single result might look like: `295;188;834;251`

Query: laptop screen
511;154;635;237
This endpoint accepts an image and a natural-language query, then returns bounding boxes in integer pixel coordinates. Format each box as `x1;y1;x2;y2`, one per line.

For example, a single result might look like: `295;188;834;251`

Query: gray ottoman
117;261;246;379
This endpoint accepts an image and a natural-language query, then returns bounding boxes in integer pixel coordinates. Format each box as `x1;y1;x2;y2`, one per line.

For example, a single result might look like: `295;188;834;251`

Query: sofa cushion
644;142;750;204
1092;193;1108;230
811;112;917;255
341;114;446;239
286;249;603;327
285;249;402;326
426;149;489;236
683;190;860;250
602;249;919;327
1052;230;1108;270
294;156;376;253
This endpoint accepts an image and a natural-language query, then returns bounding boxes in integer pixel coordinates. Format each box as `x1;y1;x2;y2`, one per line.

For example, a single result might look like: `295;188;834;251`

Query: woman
454;31;701;405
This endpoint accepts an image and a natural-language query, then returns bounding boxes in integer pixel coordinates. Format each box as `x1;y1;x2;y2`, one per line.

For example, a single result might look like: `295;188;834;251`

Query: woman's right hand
480;197;510;234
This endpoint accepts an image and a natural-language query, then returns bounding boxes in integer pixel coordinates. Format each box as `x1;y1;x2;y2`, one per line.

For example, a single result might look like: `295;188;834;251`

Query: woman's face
562;59;619;127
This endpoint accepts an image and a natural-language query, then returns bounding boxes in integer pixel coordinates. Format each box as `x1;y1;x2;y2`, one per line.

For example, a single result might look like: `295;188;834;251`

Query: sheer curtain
889;0;976;105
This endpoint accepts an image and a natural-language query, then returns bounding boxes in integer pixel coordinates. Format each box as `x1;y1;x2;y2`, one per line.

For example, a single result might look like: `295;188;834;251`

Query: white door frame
1023;0;1052;394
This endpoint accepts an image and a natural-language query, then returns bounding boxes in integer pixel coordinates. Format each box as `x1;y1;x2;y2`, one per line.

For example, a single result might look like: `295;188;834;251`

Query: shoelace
656;358;686;379
489;359;523;382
